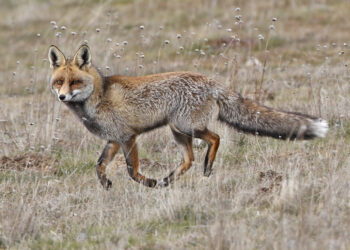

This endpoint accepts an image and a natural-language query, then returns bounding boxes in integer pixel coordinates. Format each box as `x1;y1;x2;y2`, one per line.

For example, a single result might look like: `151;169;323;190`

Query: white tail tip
312;119;329;138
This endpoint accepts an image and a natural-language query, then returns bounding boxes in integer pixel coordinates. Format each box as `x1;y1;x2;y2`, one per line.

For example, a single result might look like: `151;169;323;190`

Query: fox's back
104;72;219;133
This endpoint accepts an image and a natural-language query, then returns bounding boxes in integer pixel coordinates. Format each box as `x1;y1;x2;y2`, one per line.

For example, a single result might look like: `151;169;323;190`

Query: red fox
48;45;328;189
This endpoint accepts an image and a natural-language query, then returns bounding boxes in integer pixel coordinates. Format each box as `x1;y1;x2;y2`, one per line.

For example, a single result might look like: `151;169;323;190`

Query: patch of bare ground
0;152;58;174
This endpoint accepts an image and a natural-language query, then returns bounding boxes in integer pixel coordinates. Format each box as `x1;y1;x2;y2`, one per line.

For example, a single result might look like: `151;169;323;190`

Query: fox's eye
55;80;63;85
71;80;81;85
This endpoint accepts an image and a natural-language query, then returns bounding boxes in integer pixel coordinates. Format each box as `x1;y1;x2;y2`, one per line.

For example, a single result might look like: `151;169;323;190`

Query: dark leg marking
97;141;120;190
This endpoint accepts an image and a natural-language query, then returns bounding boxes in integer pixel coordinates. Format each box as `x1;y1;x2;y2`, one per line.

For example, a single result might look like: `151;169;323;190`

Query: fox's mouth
55;87;91;103
58;92;80;102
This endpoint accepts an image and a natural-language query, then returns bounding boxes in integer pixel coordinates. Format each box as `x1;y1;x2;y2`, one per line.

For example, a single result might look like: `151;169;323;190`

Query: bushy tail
216;90;328;140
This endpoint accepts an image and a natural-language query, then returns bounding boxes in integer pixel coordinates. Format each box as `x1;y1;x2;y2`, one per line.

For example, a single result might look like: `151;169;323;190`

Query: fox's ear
48;45;66;69
73;45;91;69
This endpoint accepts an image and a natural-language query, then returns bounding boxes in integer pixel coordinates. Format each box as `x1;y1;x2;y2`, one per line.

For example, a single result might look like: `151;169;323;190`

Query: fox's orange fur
48;45;329;189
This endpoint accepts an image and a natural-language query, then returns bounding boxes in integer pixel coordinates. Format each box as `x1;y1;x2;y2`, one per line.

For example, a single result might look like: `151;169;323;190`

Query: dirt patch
0;152;58;174
258;170;283;194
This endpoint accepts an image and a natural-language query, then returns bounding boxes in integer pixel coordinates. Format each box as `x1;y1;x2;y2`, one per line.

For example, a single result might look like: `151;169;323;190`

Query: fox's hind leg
158;128;194;187
97;141;120;189
194;129;220;177
121;135;158;187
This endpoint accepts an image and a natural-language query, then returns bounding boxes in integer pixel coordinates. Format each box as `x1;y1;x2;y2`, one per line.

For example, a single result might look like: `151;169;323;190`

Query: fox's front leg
96;141;120;189
121;136;158;188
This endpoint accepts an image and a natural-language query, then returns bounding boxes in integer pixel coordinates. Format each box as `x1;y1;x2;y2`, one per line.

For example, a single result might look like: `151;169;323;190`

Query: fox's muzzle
57;93;73;102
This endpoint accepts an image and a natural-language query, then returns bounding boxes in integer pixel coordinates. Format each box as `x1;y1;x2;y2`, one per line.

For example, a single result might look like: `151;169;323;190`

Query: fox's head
48;45;97;102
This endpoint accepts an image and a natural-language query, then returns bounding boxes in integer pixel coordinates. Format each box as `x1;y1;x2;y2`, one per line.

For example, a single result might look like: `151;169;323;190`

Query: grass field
1;0;350;249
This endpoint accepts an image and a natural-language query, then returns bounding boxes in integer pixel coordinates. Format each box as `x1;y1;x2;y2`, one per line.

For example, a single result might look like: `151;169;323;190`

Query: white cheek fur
72;89;82;96
64;93;72;101
69;84;94;102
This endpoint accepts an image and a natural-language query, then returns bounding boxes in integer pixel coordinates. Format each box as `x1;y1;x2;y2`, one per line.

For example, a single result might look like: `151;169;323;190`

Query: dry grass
1;0;350;249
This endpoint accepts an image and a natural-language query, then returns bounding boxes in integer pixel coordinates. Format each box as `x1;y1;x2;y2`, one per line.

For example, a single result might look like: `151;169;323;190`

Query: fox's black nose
59;94;65;101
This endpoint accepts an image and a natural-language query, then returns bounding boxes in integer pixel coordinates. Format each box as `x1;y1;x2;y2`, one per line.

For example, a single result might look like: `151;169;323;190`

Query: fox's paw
156;179;170;188
147;179;158;188
106;179;112;189
204;168;213;177
138;178;158;188
101;179;112;190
